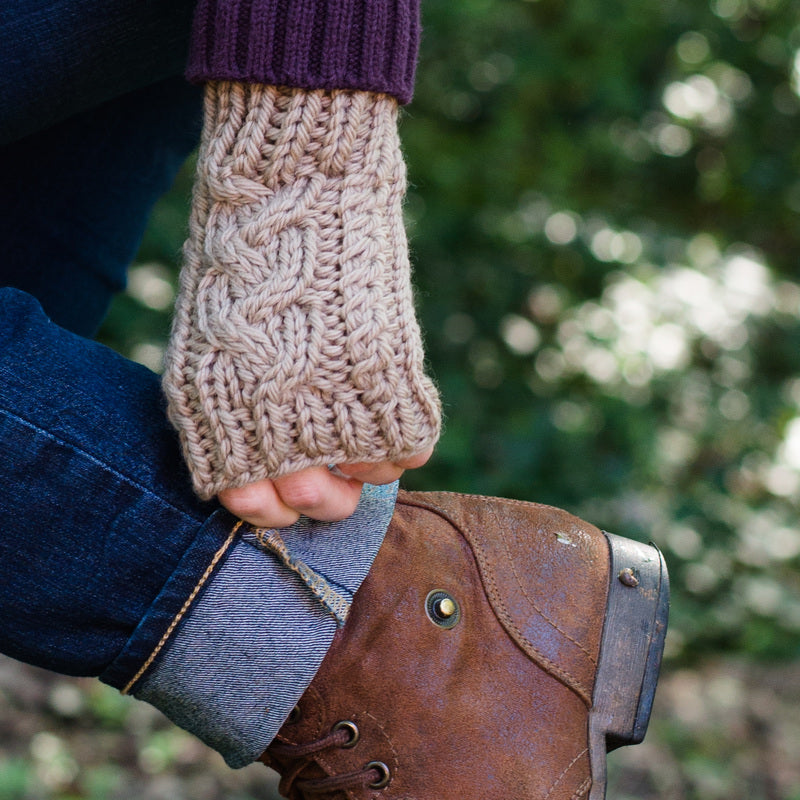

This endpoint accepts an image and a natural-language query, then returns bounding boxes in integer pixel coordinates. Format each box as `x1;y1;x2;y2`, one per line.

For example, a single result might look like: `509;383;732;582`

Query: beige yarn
163;81;441;500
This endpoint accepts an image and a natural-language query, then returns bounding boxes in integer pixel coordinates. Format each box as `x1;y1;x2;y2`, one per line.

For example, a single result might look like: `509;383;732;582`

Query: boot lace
268;720;391;796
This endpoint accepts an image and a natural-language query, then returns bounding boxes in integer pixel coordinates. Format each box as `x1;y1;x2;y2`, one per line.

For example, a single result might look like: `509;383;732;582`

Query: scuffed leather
264;491;610;799
401;491;610;703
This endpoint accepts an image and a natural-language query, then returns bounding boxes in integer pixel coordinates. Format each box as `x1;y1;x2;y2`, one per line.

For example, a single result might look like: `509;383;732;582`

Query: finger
273;466;363;521
337;447;435;484
336;461;405;485
395;447;434;470
218;479;301;528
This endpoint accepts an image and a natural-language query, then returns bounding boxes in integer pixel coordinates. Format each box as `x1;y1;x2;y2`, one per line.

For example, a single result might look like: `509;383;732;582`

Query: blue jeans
0;1;392;767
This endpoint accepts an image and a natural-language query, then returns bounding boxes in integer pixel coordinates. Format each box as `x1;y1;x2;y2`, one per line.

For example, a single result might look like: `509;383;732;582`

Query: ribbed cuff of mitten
163;81;441;500
186;0;420;104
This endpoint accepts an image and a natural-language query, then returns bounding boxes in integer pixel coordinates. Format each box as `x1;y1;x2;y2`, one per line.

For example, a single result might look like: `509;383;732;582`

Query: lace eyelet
287;705;302;724
332;719;360;748
366;761;391;789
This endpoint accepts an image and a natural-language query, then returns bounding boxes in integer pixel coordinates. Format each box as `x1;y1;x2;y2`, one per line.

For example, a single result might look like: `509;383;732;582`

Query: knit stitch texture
187;0;420;104
163;81;441;499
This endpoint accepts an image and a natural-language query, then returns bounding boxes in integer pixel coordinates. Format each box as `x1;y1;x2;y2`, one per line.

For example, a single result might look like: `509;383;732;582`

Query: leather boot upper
263;491;614;799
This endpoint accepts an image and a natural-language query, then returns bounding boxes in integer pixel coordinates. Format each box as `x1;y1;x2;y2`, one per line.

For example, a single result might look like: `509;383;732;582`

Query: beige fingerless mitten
163;81;441;500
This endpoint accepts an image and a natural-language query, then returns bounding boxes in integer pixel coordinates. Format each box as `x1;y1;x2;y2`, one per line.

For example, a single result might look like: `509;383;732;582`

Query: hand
217;449;433;528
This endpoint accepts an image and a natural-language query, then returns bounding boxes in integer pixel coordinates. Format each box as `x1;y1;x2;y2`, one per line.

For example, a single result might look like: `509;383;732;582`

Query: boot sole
587;533;670;800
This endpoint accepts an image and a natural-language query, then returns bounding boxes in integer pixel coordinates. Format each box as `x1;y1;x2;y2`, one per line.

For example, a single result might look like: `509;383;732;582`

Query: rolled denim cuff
99;506;241;691
123;481;396;767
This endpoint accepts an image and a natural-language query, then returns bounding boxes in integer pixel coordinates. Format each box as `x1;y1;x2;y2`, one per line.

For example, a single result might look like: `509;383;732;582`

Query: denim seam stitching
120;519;243;694
247;527;352;626
0;406;204;522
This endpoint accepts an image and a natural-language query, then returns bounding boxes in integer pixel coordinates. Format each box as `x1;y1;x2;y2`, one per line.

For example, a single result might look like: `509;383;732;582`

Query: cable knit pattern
163;81;441;499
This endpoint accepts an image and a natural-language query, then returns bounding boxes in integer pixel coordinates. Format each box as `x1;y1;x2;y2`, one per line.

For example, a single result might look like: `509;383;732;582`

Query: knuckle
220;487;264;518
278;476;326;510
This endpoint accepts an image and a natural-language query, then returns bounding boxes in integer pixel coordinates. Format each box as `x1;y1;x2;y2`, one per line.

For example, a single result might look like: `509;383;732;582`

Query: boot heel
588;533;669;800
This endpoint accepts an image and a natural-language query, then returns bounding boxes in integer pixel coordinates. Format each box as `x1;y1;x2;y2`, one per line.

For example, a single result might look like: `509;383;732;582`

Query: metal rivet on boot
618;567;640;588
366;761;391;789
332;720;360;748
425;590;461;629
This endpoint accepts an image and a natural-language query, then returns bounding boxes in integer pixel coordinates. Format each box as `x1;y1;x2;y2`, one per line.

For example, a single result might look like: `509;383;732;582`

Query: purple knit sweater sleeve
186;0;420;104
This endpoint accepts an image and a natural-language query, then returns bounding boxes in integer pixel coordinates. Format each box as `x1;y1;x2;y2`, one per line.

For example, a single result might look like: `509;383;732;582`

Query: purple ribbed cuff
186;0;419;104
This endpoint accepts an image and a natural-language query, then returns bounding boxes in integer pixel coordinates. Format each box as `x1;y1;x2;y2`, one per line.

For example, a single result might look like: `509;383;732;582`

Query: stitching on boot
395;493;592;704
473;535;592;703
492;505;597;664
364;710;401;787
314;710;400;797
275;685;327;746
248;527;351;626
569;777;593;800
543;747;589;800
398;490;573;517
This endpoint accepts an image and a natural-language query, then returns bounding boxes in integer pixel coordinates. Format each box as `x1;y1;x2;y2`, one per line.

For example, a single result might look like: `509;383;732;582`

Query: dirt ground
1;655;800;800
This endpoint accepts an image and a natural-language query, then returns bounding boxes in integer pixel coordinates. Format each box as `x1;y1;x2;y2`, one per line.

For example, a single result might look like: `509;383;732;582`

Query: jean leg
0;77;202;337
0;288;232;674
0;289;392;765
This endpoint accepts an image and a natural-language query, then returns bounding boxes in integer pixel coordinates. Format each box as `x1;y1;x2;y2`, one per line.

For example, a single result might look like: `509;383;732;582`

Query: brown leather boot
261;490;669;800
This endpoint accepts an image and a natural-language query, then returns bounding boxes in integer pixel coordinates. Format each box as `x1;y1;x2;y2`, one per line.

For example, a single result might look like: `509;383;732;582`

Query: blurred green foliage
402;0;800;667
106;0;800;667
90;0;800;795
